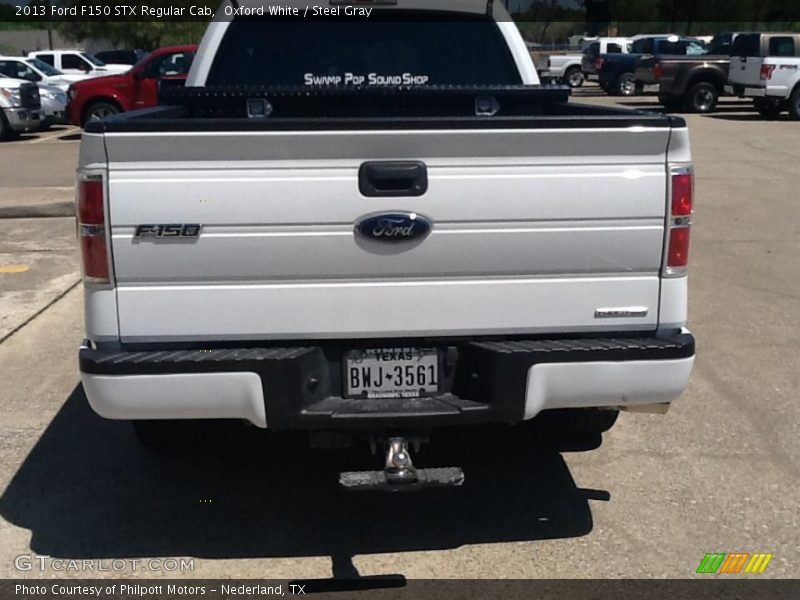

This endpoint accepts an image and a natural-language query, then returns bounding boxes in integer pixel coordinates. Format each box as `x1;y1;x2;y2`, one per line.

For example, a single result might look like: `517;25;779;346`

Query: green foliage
0;4;42;27
54;1;213;50
56;21;208;50
513;1;586;42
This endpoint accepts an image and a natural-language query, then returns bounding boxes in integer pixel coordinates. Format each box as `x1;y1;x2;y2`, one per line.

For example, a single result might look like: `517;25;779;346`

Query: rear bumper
725;84;766;98
597;71;620;87
80;332;695;430
537;66;564;79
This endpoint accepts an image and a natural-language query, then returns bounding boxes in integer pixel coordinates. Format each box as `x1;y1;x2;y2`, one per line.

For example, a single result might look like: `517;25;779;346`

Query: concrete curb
0;187;76;219
0;200;75;219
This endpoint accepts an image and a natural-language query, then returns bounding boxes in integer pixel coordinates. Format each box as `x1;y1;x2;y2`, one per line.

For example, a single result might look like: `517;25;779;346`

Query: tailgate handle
359;161;428;197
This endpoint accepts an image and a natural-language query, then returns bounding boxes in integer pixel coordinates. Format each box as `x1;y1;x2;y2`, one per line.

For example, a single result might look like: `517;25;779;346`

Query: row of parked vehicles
0;46;196;140
4;31;798;140
540;32;800;118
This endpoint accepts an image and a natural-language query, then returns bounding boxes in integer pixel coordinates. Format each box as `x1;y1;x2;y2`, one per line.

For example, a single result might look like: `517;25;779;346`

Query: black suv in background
94;49;148;66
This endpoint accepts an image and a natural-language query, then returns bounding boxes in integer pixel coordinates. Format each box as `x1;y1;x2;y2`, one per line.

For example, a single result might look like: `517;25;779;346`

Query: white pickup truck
27;50;130;77
726;32;800;119
0;56;90;92
76;0;695;489
0;77;41;140
537;53;586;88
0;58;68;127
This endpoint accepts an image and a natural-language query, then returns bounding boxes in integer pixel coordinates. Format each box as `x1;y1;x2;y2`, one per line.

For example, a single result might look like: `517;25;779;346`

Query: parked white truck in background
27;50;131;77
76;0;695;490
538;38;631;88
726;32;800;119
0;56;91;92
0;77;41;140
538;53;587;87
0;57;69;127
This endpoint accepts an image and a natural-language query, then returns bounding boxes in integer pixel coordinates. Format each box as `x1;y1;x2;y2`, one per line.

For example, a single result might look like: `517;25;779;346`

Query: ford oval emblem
355;212;432;243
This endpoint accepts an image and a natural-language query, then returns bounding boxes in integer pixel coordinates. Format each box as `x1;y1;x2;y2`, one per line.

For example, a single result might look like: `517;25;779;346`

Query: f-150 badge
134;224;202;239
355;212;432;243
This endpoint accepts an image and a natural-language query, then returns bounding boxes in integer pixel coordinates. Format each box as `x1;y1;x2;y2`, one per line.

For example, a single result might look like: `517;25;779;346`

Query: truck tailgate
103;125;672;341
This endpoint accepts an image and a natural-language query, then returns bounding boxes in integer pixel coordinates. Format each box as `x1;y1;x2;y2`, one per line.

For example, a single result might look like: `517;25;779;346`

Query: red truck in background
67;45;197;126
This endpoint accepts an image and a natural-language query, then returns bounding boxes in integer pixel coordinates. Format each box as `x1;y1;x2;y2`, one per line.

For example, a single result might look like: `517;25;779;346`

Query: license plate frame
343;347;441;399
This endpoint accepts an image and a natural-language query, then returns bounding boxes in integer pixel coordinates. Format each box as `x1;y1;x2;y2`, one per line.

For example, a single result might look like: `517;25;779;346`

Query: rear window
768;36;796;57
631;39;653;54
686;41;709;56
709;34;733;55
656;40;708;56
607;43;623;54
0;61;16;79
63;54;90;71
731;33;761;57
586;42;600;57
36;54;54;66
207;17;522;86
658;41;686;55
0;60;39;82
142;51;195;78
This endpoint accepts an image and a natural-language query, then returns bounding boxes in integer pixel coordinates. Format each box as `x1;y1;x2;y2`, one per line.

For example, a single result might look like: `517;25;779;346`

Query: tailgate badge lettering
594;307;649;319
134;224;202;239
355;212;431;243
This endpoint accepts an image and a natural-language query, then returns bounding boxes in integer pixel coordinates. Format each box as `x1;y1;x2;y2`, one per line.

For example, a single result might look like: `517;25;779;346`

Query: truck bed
85;85;683;132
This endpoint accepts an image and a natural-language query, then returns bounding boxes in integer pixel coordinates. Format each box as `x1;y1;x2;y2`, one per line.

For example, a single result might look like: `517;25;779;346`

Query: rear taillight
595;58;605;71
664;167;693;277
667;227;690;268
671;171;693;217
77;173;110;284
653;63;664;80
760;64;776;80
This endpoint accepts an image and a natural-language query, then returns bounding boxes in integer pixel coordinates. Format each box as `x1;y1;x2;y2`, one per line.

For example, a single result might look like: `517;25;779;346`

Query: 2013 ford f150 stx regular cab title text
76;0;696;490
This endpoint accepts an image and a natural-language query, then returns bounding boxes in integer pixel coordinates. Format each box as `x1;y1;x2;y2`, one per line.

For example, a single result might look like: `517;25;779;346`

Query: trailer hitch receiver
339;437;464;491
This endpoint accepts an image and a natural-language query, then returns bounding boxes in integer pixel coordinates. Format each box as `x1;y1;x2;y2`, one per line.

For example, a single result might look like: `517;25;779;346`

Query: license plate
344;348;439;399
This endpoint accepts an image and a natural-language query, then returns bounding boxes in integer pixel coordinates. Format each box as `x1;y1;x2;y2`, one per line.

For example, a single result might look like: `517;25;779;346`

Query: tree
54;1;212;50
583;0;611;36
515;1;585;44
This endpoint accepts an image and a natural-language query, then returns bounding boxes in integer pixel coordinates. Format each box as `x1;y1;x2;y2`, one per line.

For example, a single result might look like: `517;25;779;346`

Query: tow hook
339;436;465;491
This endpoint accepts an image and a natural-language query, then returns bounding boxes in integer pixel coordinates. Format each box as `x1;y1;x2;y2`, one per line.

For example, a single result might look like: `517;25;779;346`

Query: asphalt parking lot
0;89;798;580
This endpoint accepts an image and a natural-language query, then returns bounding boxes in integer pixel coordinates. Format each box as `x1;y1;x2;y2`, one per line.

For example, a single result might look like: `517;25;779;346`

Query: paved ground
0;217;79;342
0;126;81;342
0;89;798;581
0;125;80;218
0;125;81;188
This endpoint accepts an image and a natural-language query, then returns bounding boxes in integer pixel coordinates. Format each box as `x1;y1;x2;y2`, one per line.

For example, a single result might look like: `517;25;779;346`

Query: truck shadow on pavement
611;100;755;114
703;113;796;122
0;385;606;565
